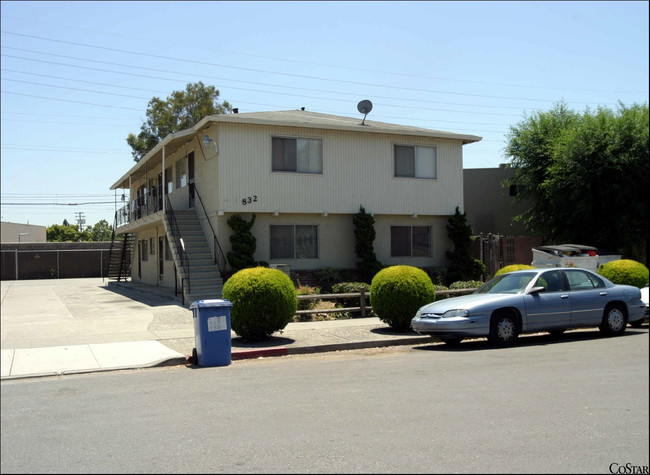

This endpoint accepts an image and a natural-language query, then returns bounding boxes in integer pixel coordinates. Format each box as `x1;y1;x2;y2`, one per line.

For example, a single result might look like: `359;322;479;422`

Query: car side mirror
529;286;546;295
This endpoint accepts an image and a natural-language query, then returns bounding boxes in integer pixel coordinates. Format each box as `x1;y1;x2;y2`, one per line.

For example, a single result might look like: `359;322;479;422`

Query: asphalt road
1;329;648;474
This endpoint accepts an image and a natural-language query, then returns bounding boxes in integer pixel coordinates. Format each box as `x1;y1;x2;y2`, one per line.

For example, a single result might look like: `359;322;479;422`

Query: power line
2;28;646;95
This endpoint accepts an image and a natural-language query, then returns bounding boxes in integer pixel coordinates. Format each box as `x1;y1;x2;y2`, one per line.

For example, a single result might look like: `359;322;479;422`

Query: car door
564;269;608;326
522;270;571;331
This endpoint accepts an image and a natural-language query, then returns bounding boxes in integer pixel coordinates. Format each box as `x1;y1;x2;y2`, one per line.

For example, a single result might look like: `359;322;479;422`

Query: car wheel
441;337;463;346
488;311;519;346
599;304;627;336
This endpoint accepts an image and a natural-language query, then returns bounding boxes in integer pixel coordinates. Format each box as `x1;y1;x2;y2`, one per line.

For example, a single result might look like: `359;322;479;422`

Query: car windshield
475;272;537;294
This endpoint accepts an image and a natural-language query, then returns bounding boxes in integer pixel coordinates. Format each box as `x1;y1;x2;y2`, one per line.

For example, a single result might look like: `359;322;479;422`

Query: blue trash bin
190;299;233;367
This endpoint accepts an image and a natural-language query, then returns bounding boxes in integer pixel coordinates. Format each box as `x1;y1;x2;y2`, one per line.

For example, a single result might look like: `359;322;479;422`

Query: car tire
488;311;519;346
599;304;627;336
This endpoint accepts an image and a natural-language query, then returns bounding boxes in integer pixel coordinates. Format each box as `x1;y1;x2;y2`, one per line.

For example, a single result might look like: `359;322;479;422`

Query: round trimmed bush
222;266;297;341
597;259;649;288
370;265;435;332
495;264;536;276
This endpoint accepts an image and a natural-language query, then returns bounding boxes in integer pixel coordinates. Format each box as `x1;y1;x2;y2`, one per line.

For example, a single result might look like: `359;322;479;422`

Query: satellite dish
357;100;373;125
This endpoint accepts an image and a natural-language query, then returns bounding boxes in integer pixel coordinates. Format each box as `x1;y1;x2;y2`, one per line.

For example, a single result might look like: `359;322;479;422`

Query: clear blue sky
1;1;648;228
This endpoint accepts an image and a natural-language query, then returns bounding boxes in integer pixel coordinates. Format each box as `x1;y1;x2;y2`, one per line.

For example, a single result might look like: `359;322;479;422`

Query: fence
1;245;111;280
471;235;545;279
295;288;476;318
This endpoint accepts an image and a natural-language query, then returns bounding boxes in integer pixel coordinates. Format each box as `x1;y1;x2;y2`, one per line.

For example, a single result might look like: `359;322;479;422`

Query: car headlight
443;309;469;318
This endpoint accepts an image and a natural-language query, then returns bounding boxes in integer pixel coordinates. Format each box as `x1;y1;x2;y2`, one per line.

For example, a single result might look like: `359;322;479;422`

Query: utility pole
75;212;86;232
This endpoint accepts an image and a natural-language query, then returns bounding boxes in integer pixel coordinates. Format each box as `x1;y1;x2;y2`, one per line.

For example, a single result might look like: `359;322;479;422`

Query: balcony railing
115;185;164;227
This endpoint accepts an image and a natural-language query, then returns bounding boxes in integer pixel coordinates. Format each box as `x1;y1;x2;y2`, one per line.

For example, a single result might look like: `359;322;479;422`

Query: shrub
332;282;372;318
597;259;649;288
370;265;435;332
495;264;536;276
222;266;297;341
433;284;450;301
296;285;320;311
449;280;483;289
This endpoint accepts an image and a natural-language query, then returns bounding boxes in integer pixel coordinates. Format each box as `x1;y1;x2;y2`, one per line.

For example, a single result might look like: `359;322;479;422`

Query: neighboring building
463;165;531;237
0;222;47;243
109;109;481;302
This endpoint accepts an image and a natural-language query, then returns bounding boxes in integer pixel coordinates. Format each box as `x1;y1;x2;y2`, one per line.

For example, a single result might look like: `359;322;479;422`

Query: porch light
202;134;218;156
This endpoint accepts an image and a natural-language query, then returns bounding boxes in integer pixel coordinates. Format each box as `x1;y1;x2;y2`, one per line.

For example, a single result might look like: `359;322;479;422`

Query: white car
631;285;649;327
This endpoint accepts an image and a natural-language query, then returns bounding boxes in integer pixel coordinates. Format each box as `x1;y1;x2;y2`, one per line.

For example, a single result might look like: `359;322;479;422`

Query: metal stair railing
192;184;228;276
165;196;190;298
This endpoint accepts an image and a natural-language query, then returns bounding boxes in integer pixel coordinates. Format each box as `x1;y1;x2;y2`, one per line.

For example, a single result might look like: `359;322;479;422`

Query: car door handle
560;294;569;299
600;292;607;296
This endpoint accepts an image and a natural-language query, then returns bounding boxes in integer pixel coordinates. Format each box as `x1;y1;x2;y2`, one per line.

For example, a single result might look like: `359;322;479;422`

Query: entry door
158;237;165;280
188;151;195;208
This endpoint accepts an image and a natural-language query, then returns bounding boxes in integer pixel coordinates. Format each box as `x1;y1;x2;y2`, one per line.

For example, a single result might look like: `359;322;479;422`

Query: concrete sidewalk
1;278;433;380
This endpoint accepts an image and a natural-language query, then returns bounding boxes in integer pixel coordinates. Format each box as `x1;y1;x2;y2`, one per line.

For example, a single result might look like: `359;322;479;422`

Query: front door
158;236;165;281
188;151;195;208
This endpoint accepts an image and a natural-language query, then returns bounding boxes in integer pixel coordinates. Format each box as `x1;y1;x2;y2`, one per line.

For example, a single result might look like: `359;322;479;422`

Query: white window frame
270;224;319;259
394;145;437;179
390;225;432;257
272;137;323;174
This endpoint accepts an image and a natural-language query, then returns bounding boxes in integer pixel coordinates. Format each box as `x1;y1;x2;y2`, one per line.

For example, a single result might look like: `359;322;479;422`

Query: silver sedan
411;267;647;346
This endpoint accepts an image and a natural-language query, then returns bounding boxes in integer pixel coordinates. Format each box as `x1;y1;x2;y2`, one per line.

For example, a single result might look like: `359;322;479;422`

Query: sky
1;1;648;229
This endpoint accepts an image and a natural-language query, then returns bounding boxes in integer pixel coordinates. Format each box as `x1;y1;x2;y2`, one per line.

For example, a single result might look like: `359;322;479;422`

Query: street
1;329;648;474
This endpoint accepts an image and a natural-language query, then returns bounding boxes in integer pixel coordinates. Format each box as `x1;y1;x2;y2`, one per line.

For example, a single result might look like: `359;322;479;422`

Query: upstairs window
272;137;322;174
391;226;432;257
394;145;437;178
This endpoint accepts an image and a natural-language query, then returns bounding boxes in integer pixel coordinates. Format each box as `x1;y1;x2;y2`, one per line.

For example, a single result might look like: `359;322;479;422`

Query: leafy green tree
352;206;383;283
90;219;113;241
445;207;485;284
126;81;232;161
505;101;649;264
47;223;84;242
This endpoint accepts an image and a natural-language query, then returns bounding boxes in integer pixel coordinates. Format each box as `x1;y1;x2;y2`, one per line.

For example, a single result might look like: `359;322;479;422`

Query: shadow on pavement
413;327;648;352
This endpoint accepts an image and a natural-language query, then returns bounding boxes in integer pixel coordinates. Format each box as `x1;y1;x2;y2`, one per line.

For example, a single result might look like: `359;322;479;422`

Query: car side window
565;270;605;290
535;270;566;292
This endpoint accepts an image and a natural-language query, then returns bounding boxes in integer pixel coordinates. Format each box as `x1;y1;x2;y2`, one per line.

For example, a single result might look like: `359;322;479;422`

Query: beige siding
210;123;464;218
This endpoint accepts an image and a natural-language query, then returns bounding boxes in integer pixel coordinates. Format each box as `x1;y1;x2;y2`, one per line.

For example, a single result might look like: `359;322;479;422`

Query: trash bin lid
190;299;233;309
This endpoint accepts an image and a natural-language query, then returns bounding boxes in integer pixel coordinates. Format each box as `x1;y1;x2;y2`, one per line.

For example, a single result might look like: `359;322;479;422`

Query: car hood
418;293;516;314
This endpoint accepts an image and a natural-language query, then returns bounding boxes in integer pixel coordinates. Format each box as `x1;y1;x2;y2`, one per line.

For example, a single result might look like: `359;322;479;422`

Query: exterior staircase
164;209;224;304
107;232;136;281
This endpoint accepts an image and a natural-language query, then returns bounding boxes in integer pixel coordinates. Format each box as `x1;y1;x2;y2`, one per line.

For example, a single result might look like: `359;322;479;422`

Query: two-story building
109;108;481;303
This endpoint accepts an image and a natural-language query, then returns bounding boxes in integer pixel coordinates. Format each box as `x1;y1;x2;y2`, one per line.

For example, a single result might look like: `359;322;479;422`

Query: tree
126;81;232;161
47;223;87;242
226;214;263;273
505;101;649;264
352;206;383;283
90;219;113;241
445;207;485;284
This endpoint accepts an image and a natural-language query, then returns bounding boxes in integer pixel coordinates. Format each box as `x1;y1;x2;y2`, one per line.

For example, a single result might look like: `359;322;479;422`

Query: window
270;225;319;259
272;137;322;173
175;156;188;188
565;269;605;290
141;239;148;261
391;226;431;257
394;145;437;178
149;237;155;256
